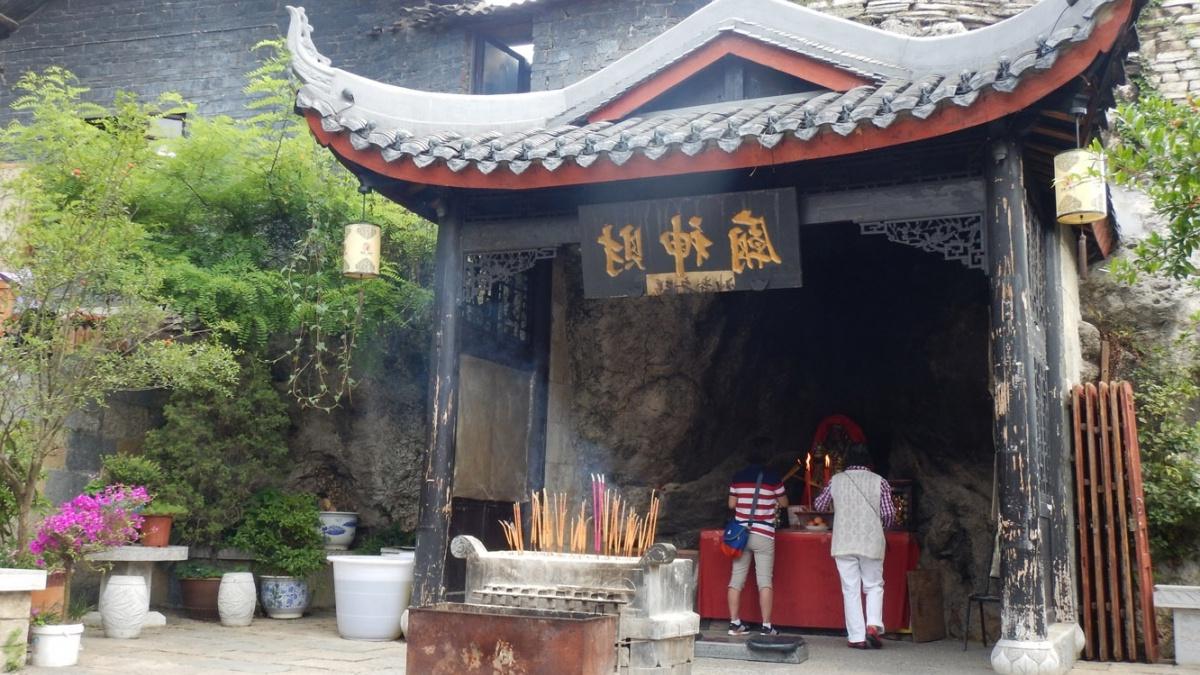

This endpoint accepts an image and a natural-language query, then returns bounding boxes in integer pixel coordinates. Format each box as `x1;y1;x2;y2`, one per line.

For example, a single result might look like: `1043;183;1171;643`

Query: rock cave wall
545;221;999;633
286;330;430;532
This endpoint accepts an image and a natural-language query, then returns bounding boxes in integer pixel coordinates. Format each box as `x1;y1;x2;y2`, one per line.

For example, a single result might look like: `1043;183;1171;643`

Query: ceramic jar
259;576;309;619
318;511;358;550
99;574;149;639
29;624;83;667
218;572;256;627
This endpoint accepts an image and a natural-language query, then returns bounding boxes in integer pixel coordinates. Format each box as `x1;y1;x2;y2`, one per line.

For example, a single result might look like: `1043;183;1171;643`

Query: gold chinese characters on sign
601;211;780;282
579;188;801;298
596;224;645;277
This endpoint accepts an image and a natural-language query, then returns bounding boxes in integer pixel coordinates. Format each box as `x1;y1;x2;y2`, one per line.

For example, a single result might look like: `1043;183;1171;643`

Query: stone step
694;633;809;664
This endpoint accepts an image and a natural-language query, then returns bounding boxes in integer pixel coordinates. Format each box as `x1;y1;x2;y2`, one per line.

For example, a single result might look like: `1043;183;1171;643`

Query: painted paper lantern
342;222;381;279
1054;149;1107;226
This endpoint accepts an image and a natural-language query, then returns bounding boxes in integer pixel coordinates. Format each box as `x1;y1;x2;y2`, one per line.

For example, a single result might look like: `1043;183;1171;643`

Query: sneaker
866;625;883;649
728;621;749;636
760;624;778;636
847;641;870;649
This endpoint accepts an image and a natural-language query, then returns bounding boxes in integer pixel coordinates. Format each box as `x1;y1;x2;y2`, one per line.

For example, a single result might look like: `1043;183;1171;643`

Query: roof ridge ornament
285;6;334;91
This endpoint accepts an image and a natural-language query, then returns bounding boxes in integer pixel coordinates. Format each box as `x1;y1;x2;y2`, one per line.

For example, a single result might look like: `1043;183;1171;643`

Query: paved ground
24;612;1196;674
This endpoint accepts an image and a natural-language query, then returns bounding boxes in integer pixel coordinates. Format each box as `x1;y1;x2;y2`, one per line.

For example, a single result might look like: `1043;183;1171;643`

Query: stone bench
1154;584;1200;666
84;545;187;628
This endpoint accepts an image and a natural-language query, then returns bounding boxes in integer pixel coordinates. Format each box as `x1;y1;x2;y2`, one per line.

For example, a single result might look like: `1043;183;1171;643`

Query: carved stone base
990;623;1083;675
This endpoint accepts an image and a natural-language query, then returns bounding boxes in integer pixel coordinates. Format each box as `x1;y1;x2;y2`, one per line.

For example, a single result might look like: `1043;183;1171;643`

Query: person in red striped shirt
726;437;788;636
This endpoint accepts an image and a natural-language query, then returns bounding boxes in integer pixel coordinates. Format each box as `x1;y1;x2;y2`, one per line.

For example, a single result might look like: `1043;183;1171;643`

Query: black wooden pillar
985;138;1049;642
411;201;464;607
1042;223;1076;625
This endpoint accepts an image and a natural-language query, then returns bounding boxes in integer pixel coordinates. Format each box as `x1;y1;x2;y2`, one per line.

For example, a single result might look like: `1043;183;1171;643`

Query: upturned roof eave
291;0;1137;191
287;0;1117;135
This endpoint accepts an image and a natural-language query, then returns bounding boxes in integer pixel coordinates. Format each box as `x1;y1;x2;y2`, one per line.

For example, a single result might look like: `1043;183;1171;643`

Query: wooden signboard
579;188;801;298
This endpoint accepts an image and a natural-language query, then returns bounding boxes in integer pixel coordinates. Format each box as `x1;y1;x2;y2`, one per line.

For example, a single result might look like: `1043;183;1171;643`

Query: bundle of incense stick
499;483;662;557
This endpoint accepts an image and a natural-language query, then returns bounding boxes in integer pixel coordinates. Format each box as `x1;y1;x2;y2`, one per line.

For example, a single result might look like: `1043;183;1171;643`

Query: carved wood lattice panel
858;213;986;271
461;248;555;360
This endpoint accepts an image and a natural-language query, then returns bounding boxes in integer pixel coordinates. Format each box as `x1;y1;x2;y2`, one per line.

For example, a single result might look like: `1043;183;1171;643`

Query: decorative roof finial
285;6;334;90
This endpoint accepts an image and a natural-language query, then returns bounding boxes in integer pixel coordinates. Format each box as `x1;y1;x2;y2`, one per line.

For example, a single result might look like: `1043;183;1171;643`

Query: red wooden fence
1071;381;1158;663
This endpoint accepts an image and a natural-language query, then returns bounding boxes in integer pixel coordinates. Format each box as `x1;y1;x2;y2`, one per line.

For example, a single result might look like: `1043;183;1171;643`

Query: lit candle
823;454;832;486
803;453;813;509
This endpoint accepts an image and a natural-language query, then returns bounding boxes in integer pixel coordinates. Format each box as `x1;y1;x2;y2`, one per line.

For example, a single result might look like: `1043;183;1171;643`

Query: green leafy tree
142;360;289;551
130;40;435;410
0;69;239;548
1106;95;1200;281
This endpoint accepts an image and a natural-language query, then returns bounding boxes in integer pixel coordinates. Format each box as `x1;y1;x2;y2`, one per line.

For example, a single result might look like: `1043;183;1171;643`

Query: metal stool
962;537;1000;649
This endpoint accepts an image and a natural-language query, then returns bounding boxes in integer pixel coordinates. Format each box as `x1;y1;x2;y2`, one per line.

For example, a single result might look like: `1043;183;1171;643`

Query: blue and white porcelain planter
318;511;358;551
259;575;310;620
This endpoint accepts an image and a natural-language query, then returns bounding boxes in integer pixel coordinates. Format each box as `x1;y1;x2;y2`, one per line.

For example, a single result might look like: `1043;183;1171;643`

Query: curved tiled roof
286;0;1136;186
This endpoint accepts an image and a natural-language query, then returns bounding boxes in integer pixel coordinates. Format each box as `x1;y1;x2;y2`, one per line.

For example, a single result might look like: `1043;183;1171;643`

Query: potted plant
230;489;324;620
86;454;188;547
174;561;225;621
28;485;148;663
317;498;358;551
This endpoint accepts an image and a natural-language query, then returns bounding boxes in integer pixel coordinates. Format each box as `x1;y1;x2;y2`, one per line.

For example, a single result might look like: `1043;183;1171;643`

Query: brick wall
0;0;472;122
530;0;707;91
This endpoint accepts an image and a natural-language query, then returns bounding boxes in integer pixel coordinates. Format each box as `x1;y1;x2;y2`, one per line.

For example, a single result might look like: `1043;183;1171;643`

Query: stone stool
84;545;188;629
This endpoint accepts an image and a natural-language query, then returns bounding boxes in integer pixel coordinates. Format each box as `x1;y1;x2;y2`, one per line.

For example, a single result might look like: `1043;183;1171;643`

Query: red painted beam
585;32;872;123
304;0;1133;192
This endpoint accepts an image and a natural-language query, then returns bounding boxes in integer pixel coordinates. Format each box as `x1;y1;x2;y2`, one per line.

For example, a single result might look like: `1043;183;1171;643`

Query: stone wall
45;390;165;505
285;329;429;531
1130;0;1200;100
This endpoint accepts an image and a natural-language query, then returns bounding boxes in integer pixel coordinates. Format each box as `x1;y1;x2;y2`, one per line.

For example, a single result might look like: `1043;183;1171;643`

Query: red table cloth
697;529;920;630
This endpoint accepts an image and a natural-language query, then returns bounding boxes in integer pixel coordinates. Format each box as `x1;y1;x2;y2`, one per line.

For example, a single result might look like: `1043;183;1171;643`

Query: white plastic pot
218;572;256;627
327;555;414;641
29;624;83;667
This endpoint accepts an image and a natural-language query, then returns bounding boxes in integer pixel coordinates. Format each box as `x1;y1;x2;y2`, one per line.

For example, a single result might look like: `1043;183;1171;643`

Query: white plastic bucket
327;555;414;641
379;547;415;562
29;623;83;667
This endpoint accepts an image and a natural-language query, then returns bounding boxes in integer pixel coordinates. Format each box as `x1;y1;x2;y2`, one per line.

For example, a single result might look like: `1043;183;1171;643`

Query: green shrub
143;360;290;550
230;489;324;579
85;453;189;519
85;454;165;494
174;561;225;579
355;523;416;555
1133;338;1200;563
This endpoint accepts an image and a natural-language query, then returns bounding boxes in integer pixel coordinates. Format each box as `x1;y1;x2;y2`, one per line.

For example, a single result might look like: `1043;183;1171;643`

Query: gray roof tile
286;0;1130;177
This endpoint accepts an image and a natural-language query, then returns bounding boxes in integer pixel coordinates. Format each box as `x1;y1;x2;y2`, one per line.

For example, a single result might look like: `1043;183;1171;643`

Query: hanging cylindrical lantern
1054;148;1107;225
342;222;381;279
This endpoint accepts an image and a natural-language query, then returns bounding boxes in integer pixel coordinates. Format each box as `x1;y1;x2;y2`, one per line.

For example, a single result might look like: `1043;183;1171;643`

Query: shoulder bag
720;471;764;558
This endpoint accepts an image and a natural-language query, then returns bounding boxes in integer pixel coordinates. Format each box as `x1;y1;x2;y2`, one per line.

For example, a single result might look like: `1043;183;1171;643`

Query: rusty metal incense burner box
418;535;699;674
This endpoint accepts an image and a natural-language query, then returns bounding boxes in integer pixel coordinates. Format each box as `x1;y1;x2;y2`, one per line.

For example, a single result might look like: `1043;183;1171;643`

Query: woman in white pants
813;444;895;649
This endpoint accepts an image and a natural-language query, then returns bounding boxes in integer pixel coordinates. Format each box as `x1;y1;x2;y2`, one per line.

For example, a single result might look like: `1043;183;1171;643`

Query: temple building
285;0;1144;672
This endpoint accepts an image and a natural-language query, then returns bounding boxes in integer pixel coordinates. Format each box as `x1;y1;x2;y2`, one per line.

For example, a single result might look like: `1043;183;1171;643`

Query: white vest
830;470;886;560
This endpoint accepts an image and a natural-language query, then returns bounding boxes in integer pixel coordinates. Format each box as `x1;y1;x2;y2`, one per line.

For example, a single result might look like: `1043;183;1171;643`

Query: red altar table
697;529;920;630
